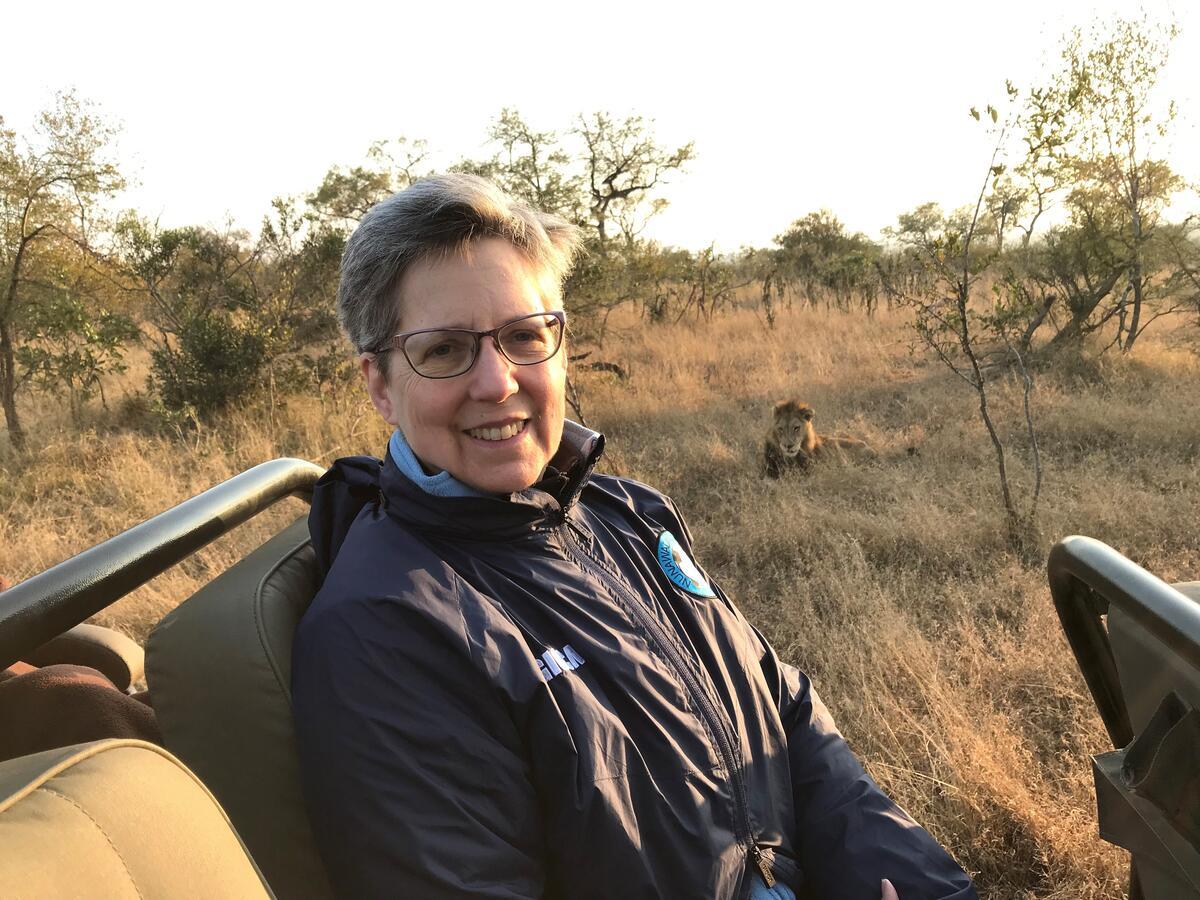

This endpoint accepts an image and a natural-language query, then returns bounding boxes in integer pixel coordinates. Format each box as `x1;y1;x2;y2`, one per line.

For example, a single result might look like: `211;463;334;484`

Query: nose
467;336;519;402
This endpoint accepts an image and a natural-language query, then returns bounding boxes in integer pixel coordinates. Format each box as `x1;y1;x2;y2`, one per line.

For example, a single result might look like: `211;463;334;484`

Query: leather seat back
0;739;273;898
146;517;332;899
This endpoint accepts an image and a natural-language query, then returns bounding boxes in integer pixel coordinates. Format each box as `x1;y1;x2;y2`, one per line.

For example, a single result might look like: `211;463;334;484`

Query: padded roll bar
0;457;325;671
1048;534;1200;747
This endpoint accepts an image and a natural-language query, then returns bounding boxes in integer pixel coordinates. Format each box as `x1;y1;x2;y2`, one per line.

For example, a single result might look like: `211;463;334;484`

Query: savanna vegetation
3;12;1200;898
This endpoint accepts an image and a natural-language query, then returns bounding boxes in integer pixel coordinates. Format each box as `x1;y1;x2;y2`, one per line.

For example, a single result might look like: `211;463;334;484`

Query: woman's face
361;238;567;494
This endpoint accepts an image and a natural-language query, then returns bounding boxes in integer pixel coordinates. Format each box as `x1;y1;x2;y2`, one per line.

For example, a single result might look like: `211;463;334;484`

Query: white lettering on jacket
537;644;586;682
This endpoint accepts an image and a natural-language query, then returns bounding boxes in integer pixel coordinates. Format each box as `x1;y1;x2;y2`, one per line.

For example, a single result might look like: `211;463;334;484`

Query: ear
360;353;399;426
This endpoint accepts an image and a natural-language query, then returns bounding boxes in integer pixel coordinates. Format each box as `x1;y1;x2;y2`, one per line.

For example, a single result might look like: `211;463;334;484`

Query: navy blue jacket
292;423;976;899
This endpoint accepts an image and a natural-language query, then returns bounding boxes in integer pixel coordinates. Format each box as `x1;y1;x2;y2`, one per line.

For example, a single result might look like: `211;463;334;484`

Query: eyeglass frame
369;310;568;379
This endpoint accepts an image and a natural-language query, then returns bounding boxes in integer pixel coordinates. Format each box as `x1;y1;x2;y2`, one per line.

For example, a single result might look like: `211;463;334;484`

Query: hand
881;879;899;900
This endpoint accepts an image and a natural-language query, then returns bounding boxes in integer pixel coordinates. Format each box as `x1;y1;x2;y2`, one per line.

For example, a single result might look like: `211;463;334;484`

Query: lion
763;400;876;477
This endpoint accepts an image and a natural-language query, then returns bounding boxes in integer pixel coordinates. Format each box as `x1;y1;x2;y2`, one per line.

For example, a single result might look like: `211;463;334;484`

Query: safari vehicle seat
0;738;272;898
145;515;334;900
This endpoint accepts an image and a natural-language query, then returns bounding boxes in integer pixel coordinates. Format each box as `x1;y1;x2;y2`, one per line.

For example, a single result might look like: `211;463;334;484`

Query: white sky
7;0;1197;251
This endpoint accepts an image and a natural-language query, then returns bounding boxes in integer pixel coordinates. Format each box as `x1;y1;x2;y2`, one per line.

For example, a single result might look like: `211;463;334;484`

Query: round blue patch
656;531;716;598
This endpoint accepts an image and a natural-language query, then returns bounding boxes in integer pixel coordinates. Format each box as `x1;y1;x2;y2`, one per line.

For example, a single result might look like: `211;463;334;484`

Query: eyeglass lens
402;314;562;378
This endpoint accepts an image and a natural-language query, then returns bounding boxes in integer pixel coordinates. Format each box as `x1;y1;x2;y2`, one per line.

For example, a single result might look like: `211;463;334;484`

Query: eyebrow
401;311;557;335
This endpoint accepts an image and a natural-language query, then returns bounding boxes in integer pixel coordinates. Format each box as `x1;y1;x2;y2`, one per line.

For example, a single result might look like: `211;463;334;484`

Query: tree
948;17;1192;357
307;137;429;229
574;112;693;250
670;246;748;323
983;177;1027;253
736;246;784;328
1159;216;1200;329
884;114;1043;559
1044;15;1185;350
1;92;126;449
774;211;881;312
464;109;582;220
16;256;138;423
116;218;269;417
1034;192;1129;352
116;196;345;420
564;237;667;341
255;197;343;349
1009;79;1070;250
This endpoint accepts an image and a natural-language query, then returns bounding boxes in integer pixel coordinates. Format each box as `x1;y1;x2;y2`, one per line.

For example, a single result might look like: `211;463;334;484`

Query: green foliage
1030;214;1127;351
117;202;343;417
670;246;745;323
460;109;583;221
982;177;1026;251
149;312;267;416
562;239;744;342
1022;13;1187;349
563;237;664;340
891;204;981;367
272;343;359;413
775;210;881;310
307;138;429;229
256;198;343;348
16;290;138;421
887;13;1194;360
1;92;126;448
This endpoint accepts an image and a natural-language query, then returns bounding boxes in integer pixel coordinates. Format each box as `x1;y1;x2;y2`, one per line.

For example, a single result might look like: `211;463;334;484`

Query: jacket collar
379;420;605;539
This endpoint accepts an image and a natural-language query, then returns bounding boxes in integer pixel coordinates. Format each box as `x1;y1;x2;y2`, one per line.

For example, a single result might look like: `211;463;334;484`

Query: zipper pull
750;845;776;888
565;516;592;545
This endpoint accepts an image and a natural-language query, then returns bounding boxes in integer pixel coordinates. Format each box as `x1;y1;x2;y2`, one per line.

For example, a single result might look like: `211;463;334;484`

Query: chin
466;462;543;494
454;428;558;494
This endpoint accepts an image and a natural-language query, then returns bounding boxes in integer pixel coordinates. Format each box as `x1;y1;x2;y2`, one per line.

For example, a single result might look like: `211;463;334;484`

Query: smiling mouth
465;420;528;442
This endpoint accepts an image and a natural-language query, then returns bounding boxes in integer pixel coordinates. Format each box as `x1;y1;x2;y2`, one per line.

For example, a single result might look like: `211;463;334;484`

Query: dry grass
4;303;1200;897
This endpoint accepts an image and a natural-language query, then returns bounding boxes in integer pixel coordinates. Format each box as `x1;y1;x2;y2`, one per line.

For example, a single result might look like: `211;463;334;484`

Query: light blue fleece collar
388;429;488;498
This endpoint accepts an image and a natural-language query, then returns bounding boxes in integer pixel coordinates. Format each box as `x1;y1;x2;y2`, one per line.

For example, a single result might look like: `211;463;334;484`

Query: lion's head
771;399;815;457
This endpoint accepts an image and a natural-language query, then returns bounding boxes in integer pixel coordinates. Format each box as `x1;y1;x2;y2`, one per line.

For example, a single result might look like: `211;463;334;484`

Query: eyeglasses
373;311;567;379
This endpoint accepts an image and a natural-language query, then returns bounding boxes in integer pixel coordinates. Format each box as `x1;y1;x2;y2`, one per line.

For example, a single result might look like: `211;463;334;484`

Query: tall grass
4;304;1199;896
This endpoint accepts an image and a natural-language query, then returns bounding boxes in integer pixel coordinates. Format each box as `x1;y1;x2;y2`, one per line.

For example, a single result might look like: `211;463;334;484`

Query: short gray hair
337;173;582;375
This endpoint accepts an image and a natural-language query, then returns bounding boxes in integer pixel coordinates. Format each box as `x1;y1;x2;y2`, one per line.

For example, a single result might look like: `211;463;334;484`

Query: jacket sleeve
761;640;977;899
291;574;545;900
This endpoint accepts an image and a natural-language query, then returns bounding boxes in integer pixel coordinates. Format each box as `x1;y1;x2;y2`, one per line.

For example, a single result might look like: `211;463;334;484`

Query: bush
149;314;267;417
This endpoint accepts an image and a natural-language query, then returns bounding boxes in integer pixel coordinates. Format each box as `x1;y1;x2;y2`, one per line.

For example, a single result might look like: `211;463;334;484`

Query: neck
387;429;488;498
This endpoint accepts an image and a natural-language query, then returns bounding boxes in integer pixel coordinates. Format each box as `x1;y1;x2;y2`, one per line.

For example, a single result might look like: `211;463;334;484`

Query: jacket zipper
559;518;775;889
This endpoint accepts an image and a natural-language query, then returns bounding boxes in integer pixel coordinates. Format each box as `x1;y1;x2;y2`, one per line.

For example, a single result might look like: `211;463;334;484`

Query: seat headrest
147;516;333;900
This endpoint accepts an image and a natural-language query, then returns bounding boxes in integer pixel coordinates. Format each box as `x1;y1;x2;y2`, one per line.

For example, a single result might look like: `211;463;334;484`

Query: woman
292;174;975;899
